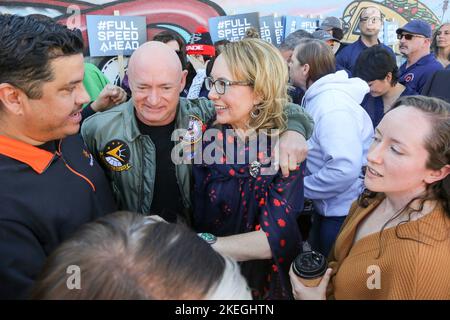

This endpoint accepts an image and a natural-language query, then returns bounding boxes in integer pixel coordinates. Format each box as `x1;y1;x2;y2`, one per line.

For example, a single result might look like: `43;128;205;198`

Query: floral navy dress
192;123;305;300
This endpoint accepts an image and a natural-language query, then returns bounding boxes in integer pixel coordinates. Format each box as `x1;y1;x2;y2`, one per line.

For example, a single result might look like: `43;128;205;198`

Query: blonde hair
220;38;289;131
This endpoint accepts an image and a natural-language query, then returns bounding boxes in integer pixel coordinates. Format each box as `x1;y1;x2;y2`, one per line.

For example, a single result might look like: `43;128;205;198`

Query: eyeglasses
205;77;252;95
397;33;426;40
359;16;382;24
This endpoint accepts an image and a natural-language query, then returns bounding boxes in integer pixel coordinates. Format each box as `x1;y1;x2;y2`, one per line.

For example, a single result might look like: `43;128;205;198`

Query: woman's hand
289;266;332;300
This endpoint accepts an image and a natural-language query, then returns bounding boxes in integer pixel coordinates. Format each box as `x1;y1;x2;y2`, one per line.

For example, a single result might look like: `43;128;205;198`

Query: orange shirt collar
0;135;55;174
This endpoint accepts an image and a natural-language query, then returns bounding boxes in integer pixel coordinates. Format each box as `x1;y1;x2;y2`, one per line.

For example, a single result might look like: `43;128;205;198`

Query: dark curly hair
0;14;84;101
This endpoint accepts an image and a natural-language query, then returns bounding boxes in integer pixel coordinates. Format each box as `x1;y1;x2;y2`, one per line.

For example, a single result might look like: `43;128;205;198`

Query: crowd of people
0;6;449;300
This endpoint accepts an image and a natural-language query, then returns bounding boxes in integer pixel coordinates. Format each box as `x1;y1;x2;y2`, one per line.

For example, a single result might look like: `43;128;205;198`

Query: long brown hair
293;38;336;89
358;96;450;256
431;23;450;60
359;96;450;214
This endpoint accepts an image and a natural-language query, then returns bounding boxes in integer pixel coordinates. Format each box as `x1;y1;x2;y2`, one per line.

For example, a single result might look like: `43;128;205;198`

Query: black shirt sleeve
0;220;47;299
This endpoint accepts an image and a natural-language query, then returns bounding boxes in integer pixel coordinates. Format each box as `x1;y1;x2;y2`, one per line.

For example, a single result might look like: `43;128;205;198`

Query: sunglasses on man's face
397;33;425;40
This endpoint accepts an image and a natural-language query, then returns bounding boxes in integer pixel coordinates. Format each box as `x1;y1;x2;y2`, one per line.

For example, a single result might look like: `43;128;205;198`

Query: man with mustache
397;19;443;94
0;15;117;299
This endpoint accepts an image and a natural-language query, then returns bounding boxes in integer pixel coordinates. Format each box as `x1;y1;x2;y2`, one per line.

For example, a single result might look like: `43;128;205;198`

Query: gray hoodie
302;70;373;217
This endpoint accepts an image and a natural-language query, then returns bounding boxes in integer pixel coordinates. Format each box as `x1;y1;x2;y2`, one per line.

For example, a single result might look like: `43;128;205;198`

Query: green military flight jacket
81;97;313;226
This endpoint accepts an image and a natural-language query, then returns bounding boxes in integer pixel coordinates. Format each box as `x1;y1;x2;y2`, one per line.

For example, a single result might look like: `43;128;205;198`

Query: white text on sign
97;20;140;53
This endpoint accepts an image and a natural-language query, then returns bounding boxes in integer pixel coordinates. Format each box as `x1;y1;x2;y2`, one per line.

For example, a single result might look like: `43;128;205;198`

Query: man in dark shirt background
336;6;395;76
397;19;443;94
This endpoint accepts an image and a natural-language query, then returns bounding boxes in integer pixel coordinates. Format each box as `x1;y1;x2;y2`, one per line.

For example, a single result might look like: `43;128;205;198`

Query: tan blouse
327;195;450;300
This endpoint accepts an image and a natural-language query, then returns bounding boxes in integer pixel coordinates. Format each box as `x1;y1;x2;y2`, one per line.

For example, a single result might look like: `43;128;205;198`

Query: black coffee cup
292;250;328;287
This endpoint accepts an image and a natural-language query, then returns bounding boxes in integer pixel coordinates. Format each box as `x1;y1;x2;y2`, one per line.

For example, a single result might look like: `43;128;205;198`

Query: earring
250;105;261;119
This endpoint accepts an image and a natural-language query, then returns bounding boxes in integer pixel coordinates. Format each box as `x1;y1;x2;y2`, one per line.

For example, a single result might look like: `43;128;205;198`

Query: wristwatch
197;232;217;245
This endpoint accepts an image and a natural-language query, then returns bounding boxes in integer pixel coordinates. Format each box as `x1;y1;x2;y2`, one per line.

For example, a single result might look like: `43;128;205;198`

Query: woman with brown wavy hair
432;23;450;68
290;95;450;299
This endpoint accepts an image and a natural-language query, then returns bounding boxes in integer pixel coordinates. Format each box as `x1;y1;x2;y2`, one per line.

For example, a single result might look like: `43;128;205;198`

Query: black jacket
421;69;450;103
0;133;116;299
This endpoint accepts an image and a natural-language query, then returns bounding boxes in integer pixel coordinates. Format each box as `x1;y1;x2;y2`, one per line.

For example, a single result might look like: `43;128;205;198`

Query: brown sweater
327;195;450;300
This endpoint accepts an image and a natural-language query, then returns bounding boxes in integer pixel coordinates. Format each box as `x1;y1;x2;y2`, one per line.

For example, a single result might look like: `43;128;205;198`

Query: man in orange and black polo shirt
0;15;116;299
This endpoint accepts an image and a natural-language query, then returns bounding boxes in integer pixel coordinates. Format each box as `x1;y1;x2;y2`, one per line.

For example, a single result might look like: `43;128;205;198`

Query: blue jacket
336;37;395;77
399;53;443;94
360;85;417;128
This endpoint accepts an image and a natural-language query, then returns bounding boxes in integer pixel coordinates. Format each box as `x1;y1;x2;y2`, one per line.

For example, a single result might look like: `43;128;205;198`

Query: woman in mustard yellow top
290;95;450;299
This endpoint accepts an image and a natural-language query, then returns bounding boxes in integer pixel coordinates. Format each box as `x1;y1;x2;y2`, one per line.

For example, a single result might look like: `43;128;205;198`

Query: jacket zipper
57;140;96;192
138;137;145;212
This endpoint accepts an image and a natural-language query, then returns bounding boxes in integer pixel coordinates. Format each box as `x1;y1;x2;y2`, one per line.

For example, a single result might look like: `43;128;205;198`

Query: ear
303;63;310;77
179;70;188;94
0;83;25;116
385;72;393;83
424;164;450;184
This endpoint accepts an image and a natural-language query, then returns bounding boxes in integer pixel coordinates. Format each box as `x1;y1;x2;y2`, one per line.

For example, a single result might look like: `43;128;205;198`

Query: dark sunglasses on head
397;33;425;40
